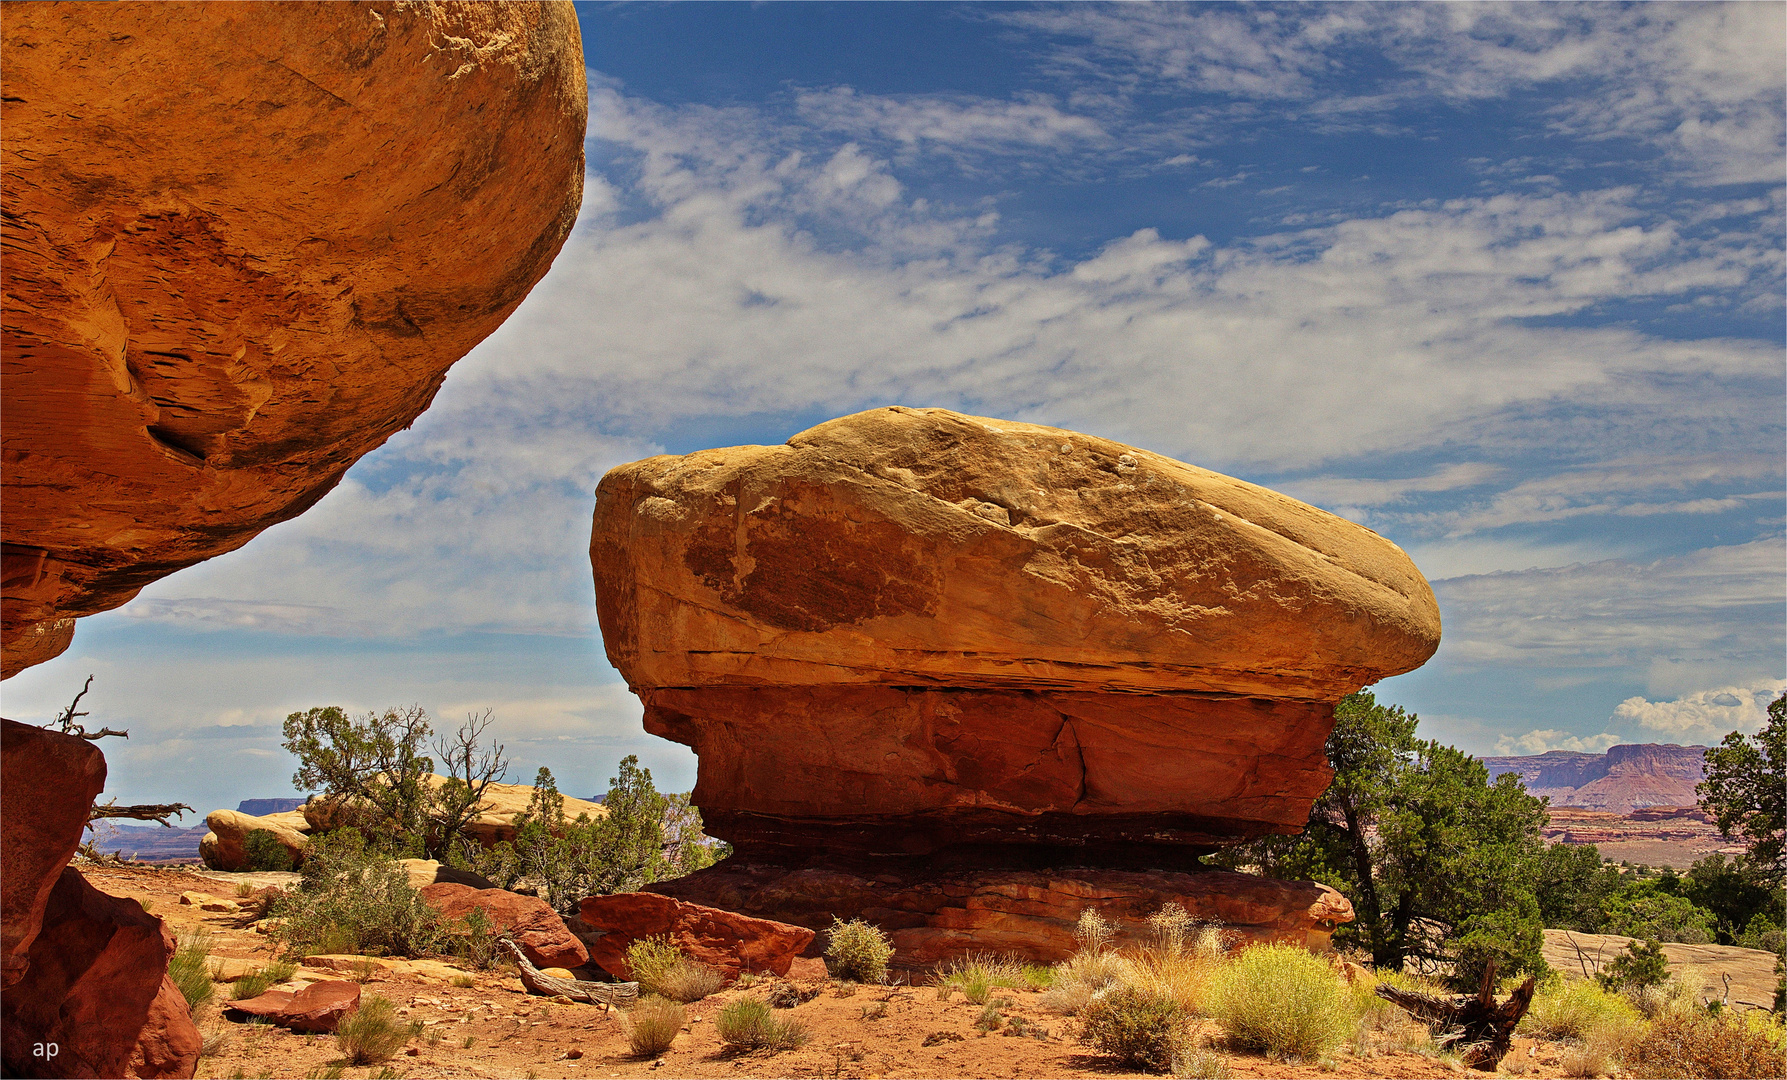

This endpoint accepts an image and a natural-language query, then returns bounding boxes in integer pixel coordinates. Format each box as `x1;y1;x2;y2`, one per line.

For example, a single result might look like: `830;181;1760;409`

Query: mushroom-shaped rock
0;1;587;676
592;407;1441;858
303;775;606;847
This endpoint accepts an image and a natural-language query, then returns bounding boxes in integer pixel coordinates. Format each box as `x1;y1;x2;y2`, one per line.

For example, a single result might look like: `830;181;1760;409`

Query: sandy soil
80;862;1730;1080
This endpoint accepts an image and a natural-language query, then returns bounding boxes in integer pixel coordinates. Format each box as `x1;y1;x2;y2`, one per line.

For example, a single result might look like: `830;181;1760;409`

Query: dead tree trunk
1374;958;1536;1071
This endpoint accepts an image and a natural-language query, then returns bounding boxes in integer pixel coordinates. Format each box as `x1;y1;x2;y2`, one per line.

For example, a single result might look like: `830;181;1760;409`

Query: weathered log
497;938;637;1009
1374;959;1536;1071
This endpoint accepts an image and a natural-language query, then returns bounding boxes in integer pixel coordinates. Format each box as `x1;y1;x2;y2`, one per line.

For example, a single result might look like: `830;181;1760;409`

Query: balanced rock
592;407;1440;858
418;883;588;969
198;808;310;871
579;892;816;980
0;1;588;676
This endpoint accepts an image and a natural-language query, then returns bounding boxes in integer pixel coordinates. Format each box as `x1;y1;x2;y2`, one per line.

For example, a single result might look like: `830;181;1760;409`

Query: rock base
645;857;1354;970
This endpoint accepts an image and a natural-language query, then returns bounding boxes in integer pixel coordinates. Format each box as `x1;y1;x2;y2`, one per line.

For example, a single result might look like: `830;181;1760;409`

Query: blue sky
4;2;1783;816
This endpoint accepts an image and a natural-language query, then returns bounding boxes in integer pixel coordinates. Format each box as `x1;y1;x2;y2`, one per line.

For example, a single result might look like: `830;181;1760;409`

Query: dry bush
1630;1009;1787;1079
825;918;894;984
1210;942;1351;1060
335;995;415;1065
1559;1024;1639;1078
626;995;686;1058
716;995;808;1052
625;936;681;989
1621;970;1700;1020
1080;985;1187;1071
935;953;1034;1004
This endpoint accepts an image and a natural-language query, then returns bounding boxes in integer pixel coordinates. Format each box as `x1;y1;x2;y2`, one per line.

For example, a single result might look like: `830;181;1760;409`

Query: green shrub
167;931;214;1012
1605;894;1718;944
1449;906;1550;992
1079;984;1184;1070
716;996;808;1051
1631;1009;1787;1079
627;995;685;1057
243;828;295;872
1520;978;1644;1041
825;917;894;983
451;906;499;970
271;829;445;958
335;995;415;1064
1595;938;1669;993
1210;943;1351;1060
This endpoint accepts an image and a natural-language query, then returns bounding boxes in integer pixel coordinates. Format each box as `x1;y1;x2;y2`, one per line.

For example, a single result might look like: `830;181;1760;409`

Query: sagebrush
1210;943;1351;1060
627;995;686;1057
825;917;894;983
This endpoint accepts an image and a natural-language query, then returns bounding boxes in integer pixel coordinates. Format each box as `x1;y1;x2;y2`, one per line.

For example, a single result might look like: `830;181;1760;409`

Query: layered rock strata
648;863;1353;968
1;1;588;676
591;407;1437;961
592;407;1440;860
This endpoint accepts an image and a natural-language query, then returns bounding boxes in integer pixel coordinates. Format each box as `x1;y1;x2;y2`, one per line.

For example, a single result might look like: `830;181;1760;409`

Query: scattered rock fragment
224;980;362;1034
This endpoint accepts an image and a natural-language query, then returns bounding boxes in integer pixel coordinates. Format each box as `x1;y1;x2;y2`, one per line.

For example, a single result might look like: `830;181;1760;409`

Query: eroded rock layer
648;860;1355;969
592;407;1441;856
1;1;587;675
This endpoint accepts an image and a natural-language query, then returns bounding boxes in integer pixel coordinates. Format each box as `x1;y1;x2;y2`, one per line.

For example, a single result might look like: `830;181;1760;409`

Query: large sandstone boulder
592;407;1440;858
1;718;106;988
418;883;588;969
579;892;816;980
198;808;310;871
1;1;588;676
649;862;1354;969
0;867;201;1079
303;776;606;846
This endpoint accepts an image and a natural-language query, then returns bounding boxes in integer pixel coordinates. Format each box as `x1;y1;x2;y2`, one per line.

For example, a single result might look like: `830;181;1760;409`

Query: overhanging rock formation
1;1;588;677
592;407;1440;961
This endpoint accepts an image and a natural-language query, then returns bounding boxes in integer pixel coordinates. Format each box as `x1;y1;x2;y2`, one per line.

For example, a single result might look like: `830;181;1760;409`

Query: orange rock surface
592;407;1440;856
1;1;588;675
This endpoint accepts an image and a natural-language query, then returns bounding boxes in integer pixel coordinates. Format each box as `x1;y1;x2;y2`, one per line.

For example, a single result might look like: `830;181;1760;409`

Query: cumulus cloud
1612;679;1787;739
1493;729;1624;756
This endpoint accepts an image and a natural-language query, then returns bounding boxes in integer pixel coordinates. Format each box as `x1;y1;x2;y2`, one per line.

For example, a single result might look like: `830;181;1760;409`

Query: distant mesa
1481;743;1710;816
0;0;589;678
235;798;306;817
592;406;1442;962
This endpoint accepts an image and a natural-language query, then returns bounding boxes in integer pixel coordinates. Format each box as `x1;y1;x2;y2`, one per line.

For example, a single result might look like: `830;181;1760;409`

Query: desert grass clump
230;959;297;1001
934;953;1033;1003
1210;942;1350;1060
1521;977;1645;1042
626;935;723;1002
627;995;686;1057
716;995;809;1052
825;917;894;984
1080;984;1188;1071
167;930;214;1012
1043;949;1129;1015
1629;1008;1787;1079
335;994;415;1065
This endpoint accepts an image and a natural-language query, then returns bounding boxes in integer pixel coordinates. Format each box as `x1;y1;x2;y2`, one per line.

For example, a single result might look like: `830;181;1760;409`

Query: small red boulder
418;884;588;969
129;974;206;1078
224;980;361;1033
579;892;815;980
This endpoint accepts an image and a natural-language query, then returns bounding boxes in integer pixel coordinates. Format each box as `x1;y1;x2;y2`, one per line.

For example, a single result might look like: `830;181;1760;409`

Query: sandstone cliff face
1481;744;1709;815
1;1;588;676
593;407;1441;858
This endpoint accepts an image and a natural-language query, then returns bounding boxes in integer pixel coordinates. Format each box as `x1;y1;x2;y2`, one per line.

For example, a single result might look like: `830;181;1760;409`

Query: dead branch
87;799;193;828
497;938;636;1009
1374;959;1536;1072
42;674;129;740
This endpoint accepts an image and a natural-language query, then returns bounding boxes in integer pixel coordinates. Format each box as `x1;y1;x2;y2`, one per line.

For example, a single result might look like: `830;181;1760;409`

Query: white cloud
1612;679;1787;739
1000;3;1786;183
1433;538;1786;670
794;87;1108;165
1493;729;1624;756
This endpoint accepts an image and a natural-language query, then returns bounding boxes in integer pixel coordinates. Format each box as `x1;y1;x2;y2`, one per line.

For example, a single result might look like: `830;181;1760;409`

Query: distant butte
1481;743;1711;816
